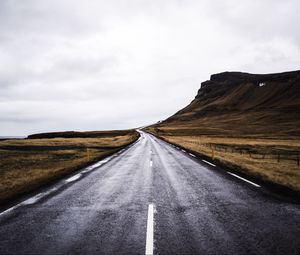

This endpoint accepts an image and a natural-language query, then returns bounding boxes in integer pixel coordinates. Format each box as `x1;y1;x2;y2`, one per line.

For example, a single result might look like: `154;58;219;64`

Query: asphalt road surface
0;131;299;255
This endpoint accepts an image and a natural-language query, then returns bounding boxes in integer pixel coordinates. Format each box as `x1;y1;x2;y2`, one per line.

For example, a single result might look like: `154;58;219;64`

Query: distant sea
0;136;26;139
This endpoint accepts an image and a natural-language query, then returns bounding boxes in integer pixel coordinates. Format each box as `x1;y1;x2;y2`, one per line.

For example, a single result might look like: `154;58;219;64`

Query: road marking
0;204;21;217
189;153;196;157
145;204;155;255
20;193;44;205
83;163;101;172
81;167;94;173
118;149;125;154
65;174;81;183
202;160;216;167
227;172;260;187
150;160;153;167
81;157;113;173
181;149;186;152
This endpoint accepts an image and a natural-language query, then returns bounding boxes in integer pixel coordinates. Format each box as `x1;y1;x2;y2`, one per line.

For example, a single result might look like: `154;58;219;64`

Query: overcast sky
1;0;300;135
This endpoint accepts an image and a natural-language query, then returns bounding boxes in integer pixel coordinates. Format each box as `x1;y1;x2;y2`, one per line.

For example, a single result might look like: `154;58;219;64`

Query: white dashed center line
145;203;155;255
189;153;196;157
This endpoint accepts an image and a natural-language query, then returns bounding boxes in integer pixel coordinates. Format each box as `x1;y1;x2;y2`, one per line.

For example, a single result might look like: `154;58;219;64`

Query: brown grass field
0;130;139;205
146;127;300;192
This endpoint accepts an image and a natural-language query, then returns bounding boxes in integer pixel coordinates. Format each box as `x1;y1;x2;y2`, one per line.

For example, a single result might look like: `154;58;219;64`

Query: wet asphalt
0;131;299;255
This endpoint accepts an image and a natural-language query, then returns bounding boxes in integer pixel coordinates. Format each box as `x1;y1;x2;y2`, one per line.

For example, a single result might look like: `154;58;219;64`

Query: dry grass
147;129;300;192
0;131;139;204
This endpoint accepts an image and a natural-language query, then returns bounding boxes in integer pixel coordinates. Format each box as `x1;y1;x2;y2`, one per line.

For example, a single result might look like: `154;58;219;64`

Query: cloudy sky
1;0;299;135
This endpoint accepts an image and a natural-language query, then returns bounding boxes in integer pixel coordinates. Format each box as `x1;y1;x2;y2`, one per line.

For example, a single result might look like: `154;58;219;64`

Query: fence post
297;155;299;166
212;148;215;160
277;154;280;162
87;148;90;161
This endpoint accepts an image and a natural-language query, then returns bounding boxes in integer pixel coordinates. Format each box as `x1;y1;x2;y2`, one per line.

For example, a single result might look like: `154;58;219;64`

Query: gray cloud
0;0;299;135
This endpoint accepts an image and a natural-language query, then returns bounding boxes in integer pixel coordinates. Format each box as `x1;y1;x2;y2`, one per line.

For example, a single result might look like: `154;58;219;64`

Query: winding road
0;131;299;255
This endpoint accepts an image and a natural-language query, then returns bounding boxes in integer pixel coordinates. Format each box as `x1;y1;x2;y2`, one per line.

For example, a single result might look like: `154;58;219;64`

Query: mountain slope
156;70;300;138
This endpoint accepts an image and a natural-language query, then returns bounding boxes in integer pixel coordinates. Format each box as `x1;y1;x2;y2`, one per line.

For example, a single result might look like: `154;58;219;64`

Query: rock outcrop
155;70;300;137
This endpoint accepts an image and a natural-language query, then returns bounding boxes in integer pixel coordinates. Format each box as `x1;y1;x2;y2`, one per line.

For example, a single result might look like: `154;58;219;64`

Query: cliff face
156;70;300;137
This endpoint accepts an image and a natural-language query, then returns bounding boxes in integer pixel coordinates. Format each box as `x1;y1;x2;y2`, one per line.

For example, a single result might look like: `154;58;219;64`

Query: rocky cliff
155;70;300;137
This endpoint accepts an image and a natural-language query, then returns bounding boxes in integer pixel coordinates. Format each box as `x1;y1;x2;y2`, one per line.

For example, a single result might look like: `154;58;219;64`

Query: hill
27;129;137;139
155;70;300;138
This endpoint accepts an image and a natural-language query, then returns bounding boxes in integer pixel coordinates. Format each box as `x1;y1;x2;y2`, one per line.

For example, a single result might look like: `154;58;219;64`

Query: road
0;131;299;255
